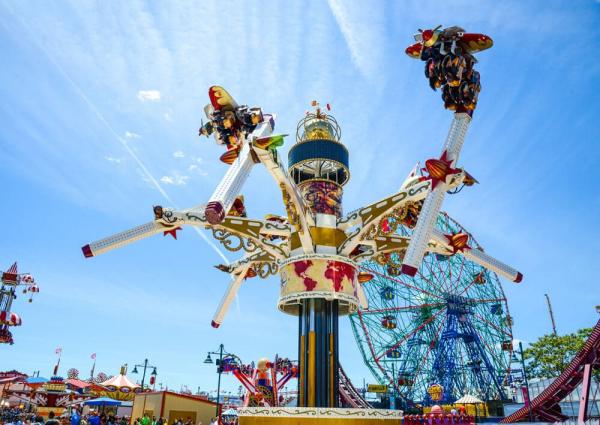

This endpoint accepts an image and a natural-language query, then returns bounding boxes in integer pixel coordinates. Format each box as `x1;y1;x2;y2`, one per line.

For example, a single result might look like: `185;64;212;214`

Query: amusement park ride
83;26;522;421
220;355;298;407
1;263;39;345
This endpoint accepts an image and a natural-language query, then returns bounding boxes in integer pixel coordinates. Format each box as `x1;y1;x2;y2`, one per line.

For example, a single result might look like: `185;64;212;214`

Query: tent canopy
455;394;484;404
100;374;139;389
84;397;122;406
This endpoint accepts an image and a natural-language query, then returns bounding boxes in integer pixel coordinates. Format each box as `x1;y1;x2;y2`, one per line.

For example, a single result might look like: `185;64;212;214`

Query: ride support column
298;298;339;407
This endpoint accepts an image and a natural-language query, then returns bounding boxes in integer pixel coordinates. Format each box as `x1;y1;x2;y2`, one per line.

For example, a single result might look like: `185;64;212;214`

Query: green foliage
523;328;592;379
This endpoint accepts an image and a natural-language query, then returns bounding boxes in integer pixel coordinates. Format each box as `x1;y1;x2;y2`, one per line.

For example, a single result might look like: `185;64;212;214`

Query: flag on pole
53;347;62;376
90;353;97;380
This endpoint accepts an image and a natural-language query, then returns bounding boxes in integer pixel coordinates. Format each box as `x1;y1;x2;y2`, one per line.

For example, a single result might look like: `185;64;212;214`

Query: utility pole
544;294;557;336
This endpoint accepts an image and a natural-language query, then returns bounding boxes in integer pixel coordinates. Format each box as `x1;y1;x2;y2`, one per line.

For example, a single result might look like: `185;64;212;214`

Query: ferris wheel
349;212;513;405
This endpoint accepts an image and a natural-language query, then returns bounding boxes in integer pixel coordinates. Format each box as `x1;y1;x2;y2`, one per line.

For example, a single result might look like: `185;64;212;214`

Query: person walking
45;412;60;425
70;409;81;425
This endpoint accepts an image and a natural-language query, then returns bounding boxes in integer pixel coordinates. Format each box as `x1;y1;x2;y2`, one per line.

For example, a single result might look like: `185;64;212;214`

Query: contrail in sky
4;4;230;265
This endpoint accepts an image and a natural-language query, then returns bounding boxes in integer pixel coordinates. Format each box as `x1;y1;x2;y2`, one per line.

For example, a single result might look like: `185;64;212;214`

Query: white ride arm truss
401;112;471;276
337;171;471;258
211;249;279;328
81;205;207;258
83;204;291;259
211;264;251;328
82;221;165;258
205;120;275;225
337;180;432;257
430;228;523;283
252;143;315;253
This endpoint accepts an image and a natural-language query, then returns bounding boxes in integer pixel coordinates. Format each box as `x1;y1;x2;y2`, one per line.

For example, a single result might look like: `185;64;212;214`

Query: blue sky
0;0;598;395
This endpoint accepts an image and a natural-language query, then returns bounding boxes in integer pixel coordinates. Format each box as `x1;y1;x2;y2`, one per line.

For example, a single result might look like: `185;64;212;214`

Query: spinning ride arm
252;140;315;252
430;228;522;282
211;250;279;328
81;205;208;258
205;120;275;225
83;205;290;259
211;264;251;329
338;171;469;257
401;113;471;276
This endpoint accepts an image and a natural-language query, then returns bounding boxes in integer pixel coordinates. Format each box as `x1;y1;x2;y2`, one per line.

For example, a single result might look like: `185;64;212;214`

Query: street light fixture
511;341;533;422
131;359;158;391
205;344;240;420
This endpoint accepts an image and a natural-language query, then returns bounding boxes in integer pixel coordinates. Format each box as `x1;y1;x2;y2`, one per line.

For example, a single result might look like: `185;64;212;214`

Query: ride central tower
281;104;352;407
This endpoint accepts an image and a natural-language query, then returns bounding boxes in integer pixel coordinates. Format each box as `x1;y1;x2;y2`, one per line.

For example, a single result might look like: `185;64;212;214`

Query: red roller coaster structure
501;319;600;423
339;365;371;408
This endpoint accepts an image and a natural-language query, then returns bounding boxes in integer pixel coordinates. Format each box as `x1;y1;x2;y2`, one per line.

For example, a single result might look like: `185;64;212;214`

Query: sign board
427;383;444;401
367;384;388;393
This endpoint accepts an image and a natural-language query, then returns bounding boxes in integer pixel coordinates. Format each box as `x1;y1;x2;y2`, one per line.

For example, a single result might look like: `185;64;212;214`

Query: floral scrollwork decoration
211;228;259;253
256;262;279;279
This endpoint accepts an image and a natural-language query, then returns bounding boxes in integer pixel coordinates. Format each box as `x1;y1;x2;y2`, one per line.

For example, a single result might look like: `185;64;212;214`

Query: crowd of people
0;409;220;425
0;408;130;425
132;413;218;425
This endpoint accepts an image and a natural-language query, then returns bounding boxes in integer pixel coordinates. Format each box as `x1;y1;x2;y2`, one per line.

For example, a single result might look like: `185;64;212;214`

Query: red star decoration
424;150;459;190
163;226;182;239
444;232;471;254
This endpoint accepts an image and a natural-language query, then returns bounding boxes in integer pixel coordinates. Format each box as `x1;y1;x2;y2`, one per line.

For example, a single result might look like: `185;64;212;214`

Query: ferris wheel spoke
363;267;444;300
457;276;480;298
417;265;447;296
409;315;446;389
356;309;388;377
376;307;445;362
434;250;453;293
472;312;512;338
422;254;450;294
452;253;468;294
361;303;445;315
469;297;507;304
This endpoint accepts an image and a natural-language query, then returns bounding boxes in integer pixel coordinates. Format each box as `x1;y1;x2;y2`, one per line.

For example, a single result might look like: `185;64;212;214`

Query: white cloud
326;0;384;79
104;156;123;164
160;173;189;186
188;163;208;176
164;111;173;122
137;90;161;101
173;150;185;158
124;131;141;139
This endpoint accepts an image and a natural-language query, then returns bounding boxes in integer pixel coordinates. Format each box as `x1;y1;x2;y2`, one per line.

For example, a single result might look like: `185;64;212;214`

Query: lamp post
512;341;532;421
205;344;239;419
131;359;158;391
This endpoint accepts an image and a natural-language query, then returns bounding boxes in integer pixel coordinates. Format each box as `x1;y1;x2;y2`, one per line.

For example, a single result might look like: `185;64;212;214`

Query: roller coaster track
501;319;600;423
339;364;372;408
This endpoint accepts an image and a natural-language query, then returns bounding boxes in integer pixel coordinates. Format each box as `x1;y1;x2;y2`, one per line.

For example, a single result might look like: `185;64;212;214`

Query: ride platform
237;407;403;425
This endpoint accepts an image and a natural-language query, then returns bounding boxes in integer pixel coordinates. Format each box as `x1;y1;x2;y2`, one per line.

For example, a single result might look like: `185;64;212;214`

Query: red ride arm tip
401;264;418;277
211;320;220;328
82;244;94;258
514;272;523;283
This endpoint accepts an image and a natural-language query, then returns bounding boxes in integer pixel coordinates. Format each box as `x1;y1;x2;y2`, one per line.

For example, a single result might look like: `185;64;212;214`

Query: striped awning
455;394;484;404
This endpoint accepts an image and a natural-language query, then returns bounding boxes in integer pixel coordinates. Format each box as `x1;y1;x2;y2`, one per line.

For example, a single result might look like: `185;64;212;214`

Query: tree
523;328;592;379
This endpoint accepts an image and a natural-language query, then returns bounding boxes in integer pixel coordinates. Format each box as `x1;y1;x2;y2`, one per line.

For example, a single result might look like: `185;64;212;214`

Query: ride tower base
237;407;403;425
